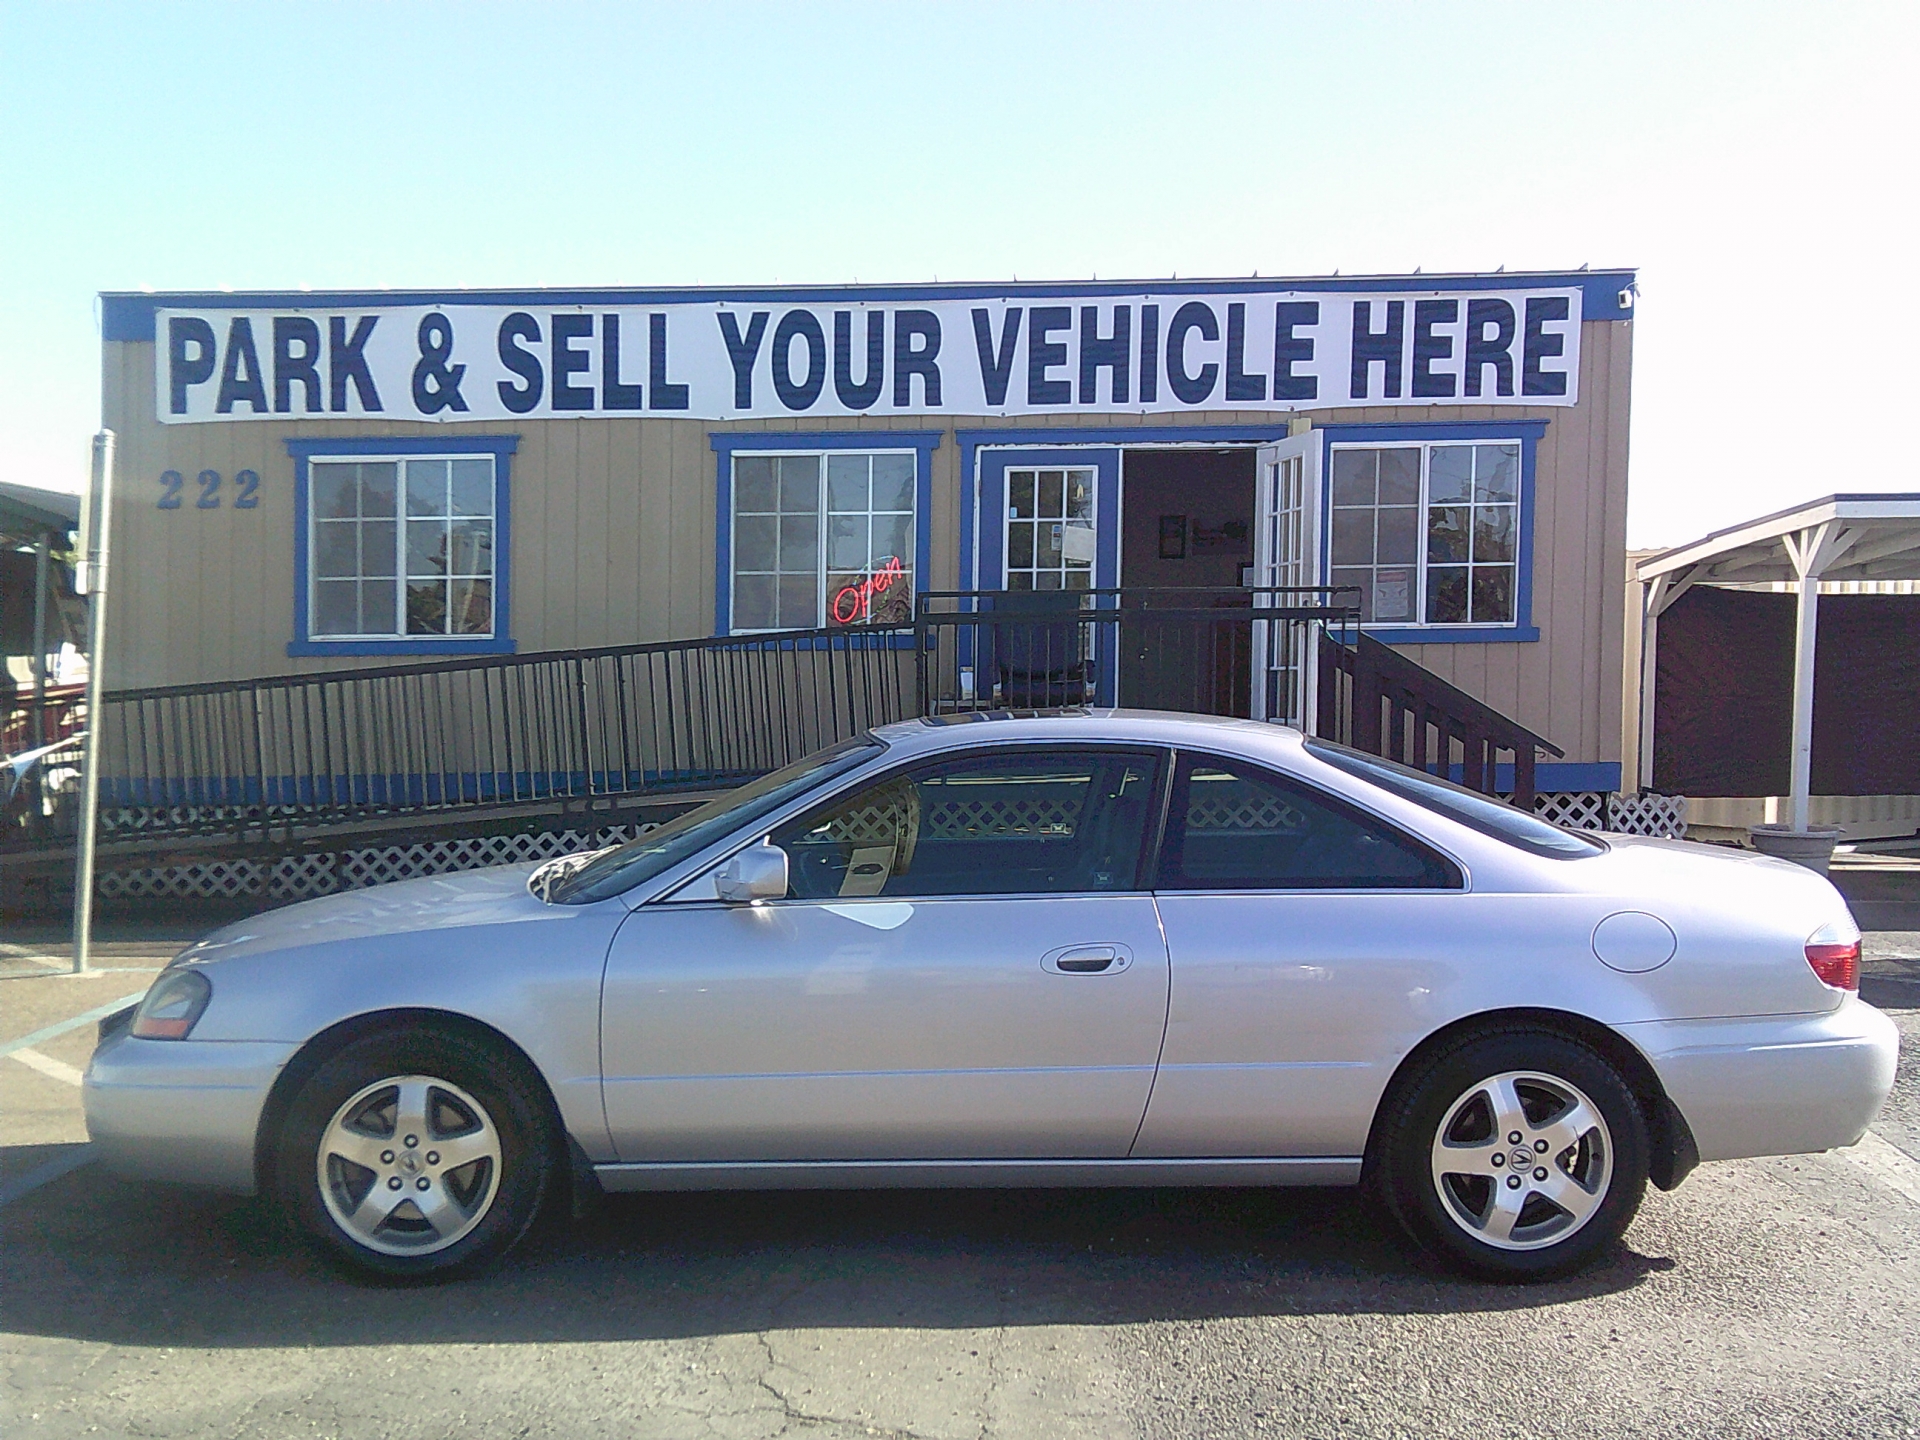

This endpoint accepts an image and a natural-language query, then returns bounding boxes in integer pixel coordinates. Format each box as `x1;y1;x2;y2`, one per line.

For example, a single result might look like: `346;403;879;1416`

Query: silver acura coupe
85;712;1897;1282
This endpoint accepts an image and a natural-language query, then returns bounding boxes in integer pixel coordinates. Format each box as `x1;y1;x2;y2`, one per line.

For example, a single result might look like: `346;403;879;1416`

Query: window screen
772;748;1161;898
1158;753;1459;890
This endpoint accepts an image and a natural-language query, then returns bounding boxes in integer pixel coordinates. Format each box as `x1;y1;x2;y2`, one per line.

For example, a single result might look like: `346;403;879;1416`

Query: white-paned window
1005;466;1096;591
1328;442;1520;626
731;452;915;631
310;456;497;638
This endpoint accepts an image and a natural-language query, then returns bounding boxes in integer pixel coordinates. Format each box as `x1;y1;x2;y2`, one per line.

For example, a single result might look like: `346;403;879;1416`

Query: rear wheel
275;1027;553;1279
1376;1029;1648;1281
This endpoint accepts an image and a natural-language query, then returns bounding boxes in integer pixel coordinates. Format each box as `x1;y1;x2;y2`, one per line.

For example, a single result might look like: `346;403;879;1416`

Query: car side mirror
715;842;789;904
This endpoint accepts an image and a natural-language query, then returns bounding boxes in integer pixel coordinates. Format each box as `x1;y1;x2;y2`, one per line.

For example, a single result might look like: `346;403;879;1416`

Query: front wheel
275;1027;554;1280
1375;1029;1649;1281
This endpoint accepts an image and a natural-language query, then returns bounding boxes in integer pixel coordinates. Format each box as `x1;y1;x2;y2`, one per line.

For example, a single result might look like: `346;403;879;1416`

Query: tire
1374;1027;1649;1282
274;1025;555;1280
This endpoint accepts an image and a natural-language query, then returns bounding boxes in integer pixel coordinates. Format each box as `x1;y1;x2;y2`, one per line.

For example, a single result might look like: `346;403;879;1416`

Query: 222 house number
157;469;260;510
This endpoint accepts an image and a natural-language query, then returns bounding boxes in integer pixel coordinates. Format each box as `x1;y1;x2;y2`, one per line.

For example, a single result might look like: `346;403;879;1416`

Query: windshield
1304;739;1604;860
550;737;884;903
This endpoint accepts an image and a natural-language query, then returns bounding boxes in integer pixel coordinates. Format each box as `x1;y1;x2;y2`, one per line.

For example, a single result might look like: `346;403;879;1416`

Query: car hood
171;862;561;967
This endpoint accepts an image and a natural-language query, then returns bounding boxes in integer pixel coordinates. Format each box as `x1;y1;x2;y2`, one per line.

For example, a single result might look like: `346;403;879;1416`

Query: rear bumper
1624;998;1899;1163
83;1032;298;1195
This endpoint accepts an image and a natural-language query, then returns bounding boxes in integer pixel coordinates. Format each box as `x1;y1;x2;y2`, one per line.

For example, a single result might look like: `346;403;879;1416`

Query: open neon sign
831;555;906;625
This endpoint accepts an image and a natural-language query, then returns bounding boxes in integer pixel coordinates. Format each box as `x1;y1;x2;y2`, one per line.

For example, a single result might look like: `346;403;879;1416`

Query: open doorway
1121;449;1256;589
1118;448;1257;713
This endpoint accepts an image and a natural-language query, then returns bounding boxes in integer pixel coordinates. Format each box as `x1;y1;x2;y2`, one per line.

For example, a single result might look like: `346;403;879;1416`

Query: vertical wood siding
101;320;1631;764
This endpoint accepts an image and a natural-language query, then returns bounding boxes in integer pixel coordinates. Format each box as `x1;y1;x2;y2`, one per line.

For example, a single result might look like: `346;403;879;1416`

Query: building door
1252;432;1325;728
1116;447;1258;715
974;448;1121;704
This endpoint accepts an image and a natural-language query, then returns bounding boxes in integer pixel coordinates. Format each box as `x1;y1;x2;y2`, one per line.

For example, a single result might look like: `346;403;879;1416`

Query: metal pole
1788;564;1819;834
31;538;49;750
71;430;115;975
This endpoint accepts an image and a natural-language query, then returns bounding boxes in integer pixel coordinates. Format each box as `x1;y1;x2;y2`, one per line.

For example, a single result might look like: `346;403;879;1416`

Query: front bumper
1624;997;1900;1164
83;1031;299;1194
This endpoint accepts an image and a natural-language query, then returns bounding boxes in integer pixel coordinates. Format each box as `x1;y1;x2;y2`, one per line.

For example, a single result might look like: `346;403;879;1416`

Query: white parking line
0;945;63;969
0;991;149;1061
1840;1130;1920;1207
9;1047;85;1087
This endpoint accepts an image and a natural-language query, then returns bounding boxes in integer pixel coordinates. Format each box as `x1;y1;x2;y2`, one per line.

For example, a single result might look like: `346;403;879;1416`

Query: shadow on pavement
1;1152;1674;1349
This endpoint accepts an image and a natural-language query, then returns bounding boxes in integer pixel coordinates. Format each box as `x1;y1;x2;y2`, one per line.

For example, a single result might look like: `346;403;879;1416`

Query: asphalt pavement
2;930;1917;1440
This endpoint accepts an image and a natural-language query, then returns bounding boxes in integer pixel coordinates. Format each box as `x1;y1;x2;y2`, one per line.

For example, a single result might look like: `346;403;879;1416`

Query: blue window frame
286;435;517;657
957;424;1290;593
974;448;1121;592
1316;421;1547;644
712;431;940;636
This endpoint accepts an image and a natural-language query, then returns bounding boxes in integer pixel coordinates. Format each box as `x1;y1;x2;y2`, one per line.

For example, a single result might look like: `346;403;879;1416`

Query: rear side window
1158;753;1460;891
1304;739;1605;860
772;747;1163;899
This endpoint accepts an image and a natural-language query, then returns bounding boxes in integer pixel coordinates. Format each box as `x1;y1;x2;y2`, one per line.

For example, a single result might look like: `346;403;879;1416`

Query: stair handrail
1322;631;1562;806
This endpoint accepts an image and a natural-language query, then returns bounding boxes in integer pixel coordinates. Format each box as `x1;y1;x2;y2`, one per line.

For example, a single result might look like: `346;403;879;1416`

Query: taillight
1805;920;1861;991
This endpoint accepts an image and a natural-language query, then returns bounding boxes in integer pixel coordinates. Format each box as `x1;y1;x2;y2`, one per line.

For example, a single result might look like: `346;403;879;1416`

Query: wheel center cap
1509;1147;1535;1173
401;1152;421;1175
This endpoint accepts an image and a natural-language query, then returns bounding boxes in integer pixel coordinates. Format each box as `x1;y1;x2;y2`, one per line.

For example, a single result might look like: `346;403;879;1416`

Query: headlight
131;969;212;1039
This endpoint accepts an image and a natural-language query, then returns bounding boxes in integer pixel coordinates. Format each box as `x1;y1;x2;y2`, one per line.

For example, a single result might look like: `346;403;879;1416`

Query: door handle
1042;943;1131;975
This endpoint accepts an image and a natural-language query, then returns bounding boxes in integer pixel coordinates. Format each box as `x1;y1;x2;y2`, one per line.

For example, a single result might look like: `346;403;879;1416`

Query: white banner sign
157;287;1581;424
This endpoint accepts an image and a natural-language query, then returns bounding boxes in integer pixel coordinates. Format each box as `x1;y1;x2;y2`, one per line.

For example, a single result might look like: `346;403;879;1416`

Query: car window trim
1154;746;1468;894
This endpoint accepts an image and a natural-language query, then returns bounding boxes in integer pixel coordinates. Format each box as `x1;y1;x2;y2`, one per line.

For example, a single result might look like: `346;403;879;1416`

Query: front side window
771;747;1161;898
310;456;496;638
1329;442;1519;626
731;451;915;631
553;737;884;903
1158;752;1459;890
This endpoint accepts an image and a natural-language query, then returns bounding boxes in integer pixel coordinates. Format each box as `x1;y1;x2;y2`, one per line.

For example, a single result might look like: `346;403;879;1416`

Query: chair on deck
991;591;1090;708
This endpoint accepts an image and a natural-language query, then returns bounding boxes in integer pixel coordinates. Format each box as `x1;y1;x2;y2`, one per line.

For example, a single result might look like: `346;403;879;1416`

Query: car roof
867;709;1307;761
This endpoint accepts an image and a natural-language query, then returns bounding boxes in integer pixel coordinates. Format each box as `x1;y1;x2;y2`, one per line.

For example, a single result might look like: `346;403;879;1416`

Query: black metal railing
1;625;914;852
4;595;1567;861
915;587;1360;725
1317;631;1562;806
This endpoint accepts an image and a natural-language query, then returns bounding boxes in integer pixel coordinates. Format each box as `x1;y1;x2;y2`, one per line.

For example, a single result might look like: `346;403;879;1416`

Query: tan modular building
96;270;1636;798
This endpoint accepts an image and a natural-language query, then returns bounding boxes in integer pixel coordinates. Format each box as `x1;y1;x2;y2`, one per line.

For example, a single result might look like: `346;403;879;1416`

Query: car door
1132;749;1467;1160
599;745;1170;1162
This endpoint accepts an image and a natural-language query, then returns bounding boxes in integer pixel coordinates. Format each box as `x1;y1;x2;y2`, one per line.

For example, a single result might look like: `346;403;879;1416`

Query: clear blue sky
3;1;1913;546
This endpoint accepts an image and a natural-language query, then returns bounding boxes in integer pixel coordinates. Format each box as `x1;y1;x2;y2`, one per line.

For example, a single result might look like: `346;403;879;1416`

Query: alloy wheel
315;1073;503;1257
1428;1069;1614;1252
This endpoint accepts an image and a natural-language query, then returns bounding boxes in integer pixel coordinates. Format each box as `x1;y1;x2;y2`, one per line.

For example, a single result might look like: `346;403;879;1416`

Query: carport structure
1636;494;1920;835
1;480;83;751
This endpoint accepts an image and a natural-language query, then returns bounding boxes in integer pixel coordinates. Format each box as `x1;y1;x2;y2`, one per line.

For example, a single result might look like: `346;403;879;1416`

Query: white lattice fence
1523;791;1687;839
1604;792;1688;838
1532;791;1607;830
100;824;651;901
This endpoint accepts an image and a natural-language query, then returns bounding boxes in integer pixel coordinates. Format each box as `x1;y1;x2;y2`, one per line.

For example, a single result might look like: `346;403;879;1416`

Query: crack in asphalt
751;1328;949;1440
